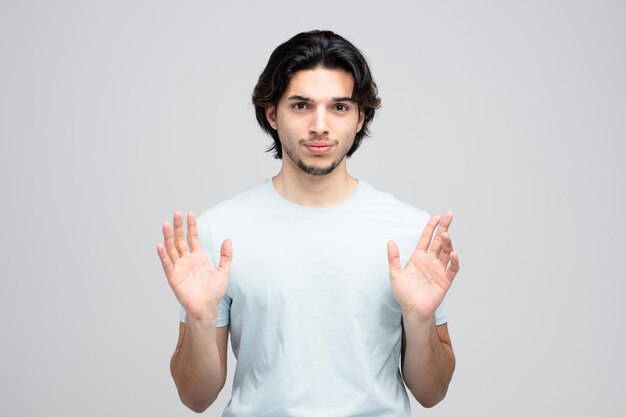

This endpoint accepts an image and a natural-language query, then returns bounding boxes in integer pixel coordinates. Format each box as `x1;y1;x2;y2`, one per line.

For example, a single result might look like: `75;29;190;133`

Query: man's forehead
282;67;355;100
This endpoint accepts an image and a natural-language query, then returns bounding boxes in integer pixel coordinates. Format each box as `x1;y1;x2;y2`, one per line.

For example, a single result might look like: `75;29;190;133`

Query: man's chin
283;147;345;176
297;161;339;176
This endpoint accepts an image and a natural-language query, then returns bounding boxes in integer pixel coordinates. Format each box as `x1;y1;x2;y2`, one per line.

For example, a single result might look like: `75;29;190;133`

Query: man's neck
272;161;358;208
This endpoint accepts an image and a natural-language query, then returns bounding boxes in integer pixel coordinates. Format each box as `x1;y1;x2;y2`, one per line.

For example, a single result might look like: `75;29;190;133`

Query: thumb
217;239;233;276
387;240;402;274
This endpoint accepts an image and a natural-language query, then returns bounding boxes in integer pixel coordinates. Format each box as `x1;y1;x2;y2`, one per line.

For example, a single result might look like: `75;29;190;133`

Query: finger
156;244;174;280
387;240;402;274
217;239;233;275
429;211;454;258
446;251;460;282
415;214;441;253
438;232;454;266
187;211;201;252
173;211;189;256
162;221;179;263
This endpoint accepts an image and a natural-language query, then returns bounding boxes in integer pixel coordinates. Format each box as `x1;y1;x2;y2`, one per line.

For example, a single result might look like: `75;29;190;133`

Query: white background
1;1;624;416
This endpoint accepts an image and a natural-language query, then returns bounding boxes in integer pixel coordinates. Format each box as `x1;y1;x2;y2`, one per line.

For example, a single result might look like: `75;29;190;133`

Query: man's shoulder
360;180;430;221
199;179;271;220
359;181;431;247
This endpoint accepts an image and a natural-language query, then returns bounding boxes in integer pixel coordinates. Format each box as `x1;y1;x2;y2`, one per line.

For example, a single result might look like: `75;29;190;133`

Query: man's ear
266;105;277;130
357;109;365;133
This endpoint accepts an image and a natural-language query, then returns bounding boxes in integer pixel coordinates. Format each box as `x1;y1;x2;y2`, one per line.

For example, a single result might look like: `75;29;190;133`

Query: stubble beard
282;138;351;176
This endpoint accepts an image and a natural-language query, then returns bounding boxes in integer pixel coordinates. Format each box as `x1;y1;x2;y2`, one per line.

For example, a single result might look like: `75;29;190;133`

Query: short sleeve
177;210;232;327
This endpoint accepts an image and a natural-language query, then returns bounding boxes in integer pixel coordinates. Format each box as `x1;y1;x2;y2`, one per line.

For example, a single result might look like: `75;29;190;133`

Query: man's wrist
401;308;435;327
185;308;219;328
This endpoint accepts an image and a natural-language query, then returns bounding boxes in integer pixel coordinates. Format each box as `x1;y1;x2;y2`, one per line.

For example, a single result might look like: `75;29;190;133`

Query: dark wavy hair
252;30;381;159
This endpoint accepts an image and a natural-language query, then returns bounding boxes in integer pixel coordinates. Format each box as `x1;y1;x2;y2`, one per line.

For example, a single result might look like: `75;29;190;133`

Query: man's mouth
304;141;333;154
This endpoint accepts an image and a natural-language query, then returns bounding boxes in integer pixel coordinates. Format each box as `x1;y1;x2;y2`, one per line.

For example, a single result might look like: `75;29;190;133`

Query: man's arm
401;319;455;407
157;211;233;412
387;212;460;407
170;321;229;412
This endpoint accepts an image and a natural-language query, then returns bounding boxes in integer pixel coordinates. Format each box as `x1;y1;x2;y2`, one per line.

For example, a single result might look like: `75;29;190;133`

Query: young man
157;30;460;416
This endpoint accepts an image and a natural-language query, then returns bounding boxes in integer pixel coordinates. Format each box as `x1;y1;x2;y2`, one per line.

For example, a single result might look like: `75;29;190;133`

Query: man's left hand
387;211;460;321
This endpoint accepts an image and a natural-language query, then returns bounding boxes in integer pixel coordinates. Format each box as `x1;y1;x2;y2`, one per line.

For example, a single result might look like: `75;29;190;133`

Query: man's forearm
401;312;455;408
170;316;224;413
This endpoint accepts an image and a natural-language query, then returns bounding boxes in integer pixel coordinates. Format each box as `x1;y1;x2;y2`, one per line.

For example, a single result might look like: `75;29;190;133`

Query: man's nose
309;107;329;136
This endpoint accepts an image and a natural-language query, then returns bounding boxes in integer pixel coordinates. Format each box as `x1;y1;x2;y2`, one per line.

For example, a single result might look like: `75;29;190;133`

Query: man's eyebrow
286;95;355;102
287;95;310;101
331;96;354;102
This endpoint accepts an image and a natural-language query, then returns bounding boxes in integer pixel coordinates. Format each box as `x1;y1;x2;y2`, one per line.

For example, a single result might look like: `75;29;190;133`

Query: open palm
157;211;232;321
387;212;460;320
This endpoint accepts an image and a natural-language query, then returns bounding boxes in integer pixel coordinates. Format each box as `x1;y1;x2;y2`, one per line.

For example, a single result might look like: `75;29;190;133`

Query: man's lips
305;141;334;154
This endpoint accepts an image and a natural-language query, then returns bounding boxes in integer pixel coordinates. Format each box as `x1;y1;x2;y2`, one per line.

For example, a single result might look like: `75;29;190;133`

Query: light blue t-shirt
180;179;447;417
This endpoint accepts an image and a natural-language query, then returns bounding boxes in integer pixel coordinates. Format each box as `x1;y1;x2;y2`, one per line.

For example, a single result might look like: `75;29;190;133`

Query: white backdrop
1;1;624;416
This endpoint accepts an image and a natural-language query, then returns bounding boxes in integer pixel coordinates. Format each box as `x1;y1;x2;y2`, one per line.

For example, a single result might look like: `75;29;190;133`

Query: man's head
252;30;381;164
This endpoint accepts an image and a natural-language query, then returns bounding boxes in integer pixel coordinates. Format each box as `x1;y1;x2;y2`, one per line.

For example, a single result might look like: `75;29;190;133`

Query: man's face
266;67;364;176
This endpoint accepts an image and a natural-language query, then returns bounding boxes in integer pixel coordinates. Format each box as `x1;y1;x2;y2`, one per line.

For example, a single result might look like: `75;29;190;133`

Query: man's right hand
157;211;232;322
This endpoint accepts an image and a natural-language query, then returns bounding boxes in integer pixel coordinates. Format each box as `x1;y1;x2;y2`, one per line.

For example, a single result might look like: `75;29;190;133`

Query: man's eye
293;103;308;110
335;104;349;112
